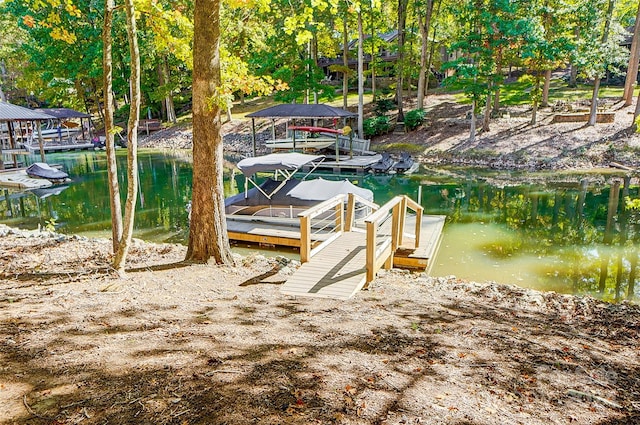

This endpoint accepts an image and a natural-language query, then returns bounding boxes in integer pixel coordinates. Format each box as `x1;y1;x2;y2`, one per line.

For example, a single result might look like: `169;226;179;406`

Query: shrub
404;108;426;131
363;116;391;137
374;98;395;116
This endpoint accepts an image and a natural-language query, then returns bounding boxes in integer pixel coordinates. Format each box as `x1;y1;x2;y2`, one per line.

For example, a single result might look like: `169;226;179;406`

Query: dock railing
298;194;346;263
298;192;380;263
364;195;424;284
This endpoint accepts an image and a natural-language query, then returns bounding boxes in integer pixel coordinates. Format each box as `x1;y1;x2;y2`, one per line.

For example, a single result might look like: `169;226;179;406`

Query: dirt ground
0;225;639;424
2;92;640;424
143;91;640;172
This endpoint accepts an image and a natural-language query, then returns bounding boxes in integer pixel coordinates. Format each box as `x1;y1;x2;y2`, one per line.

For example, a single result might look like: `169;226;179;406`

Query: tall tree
102;0;123;253
396;0;409;123
187;0;234;264
587;0;616;126
623;1;640;106
416;0;436;109
112;0;141;273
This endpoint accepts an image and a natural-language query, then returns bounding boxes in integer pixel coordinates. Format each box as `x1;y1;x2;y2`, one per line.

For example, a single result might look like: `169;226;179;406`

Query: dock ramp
281;194;445;300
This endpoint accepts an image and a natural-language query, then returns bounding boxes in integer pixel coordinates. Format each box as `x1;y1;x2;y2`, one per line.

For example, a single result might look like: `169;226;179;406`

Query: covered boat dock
245;104;375;166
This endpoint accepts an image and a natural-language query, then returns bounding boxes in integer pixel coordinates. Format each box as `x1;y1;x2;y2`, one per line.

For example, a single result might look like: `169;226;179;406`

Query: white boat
264;126;342;151
225;153;375;224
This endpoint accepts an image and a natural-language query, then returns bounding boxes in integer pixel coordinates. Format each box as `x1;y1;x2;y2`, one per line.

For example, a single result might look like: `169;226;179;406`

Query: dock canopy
34;108;91;119
246;104;356;119
0;101;56;121
237;153;324;176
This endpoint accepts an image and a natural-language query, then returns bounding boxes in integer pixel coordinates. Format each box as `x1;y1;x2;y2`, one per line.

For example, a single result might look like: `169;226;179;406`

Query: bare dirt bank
142;93;640;172
1;225;638;424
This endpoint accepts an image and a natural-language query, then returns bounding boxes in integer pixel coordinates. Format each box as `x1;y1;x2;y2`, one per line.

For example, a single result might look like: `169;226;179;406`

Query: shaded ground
1;225;639;424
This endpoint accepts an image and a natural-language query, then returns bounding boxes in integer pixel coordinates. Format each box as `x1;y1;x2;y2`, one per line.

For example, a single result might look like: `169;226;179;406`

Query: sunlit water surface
1;149;637;301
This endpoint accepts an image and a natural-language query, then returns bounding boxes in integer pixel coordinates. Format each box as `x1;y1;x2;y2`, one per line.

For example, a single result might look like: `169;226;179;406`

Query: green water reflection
1;150;638;301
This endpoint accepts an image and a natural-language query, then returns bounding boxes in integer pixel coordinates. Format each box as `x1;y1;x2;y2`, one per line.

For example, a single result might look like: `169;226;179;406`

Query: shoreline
0;223;638;424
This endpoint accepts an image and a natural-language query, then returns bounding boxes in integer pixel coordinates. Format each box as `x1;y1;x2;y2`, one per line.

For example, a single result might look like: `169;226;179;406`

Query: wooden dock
0;169;52;189
23;141;94;153
280;231;368;299
226;217;331;247
280;213;445;299
311;154;382;174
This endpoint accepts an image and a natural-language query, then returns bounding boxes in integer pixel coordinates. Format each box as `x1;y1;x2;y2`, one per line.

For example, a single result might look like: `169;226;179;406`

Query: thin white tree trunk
102;0;123;253
357;10;364;138
113;0;141;273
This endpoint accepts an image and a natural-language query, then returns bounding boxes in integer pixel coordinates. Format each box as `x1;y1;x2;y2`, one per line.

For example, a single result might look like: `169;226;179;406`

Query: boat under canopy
226;152;374;218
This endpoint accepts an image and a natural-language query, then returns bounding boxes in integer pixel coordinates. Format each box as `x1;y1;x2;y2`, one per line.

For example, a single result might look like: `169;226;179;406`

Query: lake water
1;150;638;301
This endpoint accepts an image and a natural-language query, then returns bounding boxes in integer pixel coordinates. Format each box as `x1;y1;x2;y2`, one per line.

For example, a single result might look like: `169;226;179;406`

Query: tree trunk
161;57;177;123
542;69;551;107
357;10;364;139
0;60;6;102
589;0;615;126
531;75;541;125
370;4;376;100
482;90;491;132
343;18;349;109
396;0;408;123
493;50;502;114
113;0;141;274
102;0;123;253
469;99;476;142
417;0;434;110
187;0;234;264
588;77;601;126
623;1;640;106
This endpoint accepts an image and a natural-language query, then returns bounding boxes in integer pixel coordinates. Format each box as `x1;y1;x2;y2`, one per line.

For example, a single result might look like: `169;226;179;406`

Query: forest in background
2;0;640;137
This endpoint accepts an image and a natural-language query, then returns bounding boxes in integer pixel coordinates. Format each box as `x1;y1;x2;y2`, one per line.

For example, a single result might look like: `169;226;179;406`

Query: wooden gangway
281;194;445;300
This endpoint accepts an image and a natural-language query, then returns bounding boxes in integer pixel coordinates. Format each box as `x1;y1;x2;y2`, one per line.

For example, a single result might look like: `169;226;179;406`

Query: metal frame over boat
225;152;375;223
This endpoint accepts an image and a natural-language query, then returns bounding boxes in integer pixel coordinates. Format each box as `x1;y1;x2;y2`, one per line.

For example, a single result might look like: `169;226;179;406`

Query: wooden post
398;196;407;247
36;120;45;162
345;193;355;232
300;214;311;263
335;201;343;232
391;199;401;252
366;221;376;284
414;204;422;248
251;118;257;157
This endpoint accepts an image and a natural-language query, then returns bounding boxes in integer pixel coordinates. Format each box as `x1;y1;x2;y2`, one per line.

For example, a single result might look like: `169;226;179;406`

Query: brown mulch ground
1;226;639;424
3;92;640;424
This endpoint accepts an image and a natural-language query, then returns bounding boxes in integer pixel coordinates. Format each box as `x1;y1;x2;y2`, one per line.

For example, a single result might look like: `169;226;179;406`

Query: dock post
345;193;355;232
300;215;311;263
366;221;376;284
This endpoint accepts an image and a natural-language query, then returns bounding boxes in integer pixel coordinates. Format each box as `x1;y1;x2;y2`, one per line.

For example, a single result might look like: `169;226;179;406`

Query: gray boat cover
236;153;324;176
225;178;373;209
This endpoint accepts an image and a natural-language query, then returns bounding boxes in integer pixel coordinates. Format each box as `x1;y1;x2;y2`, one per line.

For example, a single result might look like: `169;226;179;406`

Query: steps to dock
279;194;445;300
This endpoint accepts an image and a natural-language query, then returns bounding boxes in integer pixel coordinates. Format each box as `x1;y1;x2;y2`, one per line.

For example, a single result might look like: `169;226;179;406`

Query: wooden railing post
398;196;407;248
335;201;344;232
366;220;376;284
414;205;422;248
345;193;355;232
300;215;311;263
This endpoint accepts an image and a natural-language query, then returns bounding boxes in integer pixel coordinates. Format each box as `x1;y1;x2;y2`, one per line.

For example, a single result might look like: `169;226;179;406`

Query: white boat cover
225;177;373;209
236;153;324;176
287;178;373;202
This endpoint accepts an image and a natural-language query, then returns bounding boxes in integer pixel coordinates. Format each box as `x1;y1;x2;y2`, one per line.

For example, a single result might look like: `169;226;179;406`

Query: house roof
0;101;56;121
246;103;356;119
35;107;91;119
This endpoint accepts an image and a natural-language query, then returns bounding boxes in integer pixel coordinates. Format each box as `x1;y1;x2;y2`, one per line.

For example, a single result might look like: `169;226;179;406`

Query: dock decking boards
0;170;52;189
281;214;446;299
280;232;368;300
